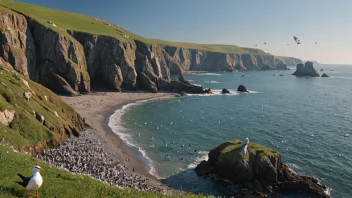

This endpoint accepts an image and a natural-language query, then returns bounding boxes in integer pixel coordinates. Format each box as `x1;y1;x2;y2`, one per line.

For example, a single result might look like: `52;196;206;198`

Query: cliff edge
0;1;298;95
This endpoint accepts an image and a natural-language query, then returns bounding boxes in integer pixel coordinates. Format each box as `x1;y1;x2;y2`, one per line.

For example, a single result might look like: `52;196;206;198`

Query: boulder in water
321;73;329;77
222;88;230;94
237;84;249;93
320;69;324;71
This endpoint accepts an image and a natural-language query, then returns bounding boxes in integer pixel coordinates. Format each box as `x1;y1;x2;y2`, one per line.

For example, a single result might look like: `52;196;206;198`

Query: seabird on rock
16;165;43;198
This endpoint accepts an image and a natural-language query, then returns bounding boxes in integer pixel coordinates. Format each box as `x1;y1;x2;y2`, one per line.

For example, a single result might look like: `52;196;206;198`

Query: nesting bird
16;165;43;198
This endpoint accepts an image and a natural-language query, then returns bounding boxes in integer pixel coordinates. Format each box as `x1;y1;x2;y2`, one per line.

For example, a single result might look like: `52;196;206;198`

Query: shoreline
60;91;177;191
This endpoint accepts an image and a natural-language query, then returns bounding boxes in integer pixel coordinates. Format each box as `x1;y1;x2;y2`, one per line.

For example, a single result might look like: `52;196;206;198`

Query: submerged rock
195;141;329;197
237;84;249;93
321;73;329;77
292;61;320;77
222;88;230;94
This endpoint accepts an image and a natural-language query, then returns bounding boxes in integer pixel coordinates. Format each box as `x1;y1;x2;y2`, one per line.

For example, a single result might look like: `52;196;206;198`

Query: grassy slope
275;56;301;61
0;0;269;55
217;140;279;165
0;146;208;198
0;66;81;149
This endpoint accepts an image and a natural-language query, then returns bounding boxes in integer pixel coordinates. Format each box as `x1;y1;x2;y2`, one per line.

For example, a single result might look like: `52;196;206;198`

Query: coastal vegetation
0;146;207;198
0;66;84;150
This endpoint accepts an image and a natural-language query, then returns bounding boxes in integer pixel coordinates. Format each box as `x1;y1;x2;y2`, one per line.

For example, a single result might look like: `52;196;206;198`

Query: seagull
16;165;43;198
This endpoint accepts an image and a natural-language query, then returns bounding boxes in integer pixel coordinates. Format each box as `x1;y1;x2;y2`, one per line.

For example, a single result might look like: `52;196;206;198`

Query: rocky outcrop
72;32;136;90
292;61;320;77
321;73;329;77
237;84;249;92
28;20;90;93
0;109;15;126
0;12;35;76
275;60;288;70
195;141;329;197
137;72;158;93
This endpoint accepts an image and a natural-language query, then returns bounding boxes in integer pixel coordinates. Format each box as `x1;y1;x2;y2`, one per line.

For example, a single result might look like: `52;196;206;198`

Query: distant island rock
292;61;320;77
195;141;329;197
275;60;289;70
321;73;329;77
237;84;249;92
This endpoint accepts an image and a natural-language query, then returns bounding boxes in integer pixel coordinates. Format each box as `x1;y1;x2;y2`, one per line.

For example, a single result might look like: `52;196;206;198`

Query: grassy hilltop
0;0;269;55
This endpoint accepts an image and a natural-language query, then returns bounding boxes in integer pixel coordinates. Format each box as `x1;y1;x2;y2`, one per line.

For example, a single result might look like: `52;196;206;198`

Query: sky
18;0;352;64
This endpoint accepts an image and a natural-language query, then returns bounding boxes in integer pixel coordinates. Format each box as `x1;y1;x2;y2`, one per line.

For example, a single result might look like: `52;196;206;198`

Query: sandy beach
60;91;177;191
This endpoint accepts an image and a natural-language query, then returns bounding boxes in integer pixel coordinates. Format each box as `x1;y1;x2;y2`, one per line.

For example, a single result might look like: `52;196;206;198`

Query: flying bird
264;42;266;44
293;36;301;44
16;165;43;198
315;42;317;44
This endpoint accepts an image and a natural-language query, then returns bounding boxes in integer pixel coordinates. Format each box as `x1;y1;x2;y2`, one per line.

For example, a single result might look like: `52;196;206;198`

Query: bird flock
36;130;163;192
255;36;317;47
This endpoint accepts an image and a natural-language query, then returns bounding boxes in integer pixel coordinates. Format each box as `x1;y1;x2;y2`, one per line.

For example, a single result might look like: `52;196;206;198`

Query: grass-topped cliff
0;0;268;55
0;0;299;95
215;140;279;166
0;65;84;150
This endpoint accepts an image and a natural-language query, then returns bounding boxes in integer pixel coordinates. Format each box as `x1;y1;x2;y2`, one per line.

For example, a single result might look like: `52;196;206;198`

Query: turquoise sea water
109;65;352;198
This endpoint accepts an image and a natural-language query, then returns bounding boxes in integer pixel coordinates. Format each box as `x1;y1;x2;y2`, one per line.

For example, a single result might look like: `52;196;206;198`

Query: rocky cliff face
0;10;293;95
195;141;329;197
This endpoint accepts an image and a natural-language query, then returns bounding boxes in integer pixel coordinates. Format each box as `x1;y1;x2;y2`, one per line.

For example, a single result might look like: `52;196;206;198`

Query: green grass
275;56;300;61
0;66;82;150
0;0;270;55
0;146;208;198
216;140;279;166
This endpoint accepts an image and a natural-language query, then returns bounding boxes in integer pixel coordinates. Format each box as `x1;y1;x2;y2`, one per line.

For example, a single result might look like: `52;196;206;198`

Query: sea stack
292;61;320;77
195;141;330;197
321;73;329;77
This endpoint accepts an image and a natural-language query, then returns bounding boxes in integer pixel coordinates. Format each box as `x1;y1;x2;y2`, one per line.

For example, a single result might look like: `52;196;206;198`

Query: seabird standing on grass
16;165;43;198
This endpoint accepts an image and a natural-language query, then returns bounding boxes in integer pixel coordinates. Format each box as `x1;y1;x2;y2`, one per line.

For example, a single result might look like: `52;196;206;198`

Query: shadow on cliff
161;168;241;197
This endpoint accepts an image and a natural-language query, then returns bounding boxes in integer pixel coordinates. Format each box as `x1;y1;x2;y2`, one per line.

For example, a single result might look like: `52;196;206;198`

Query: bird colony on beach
36;130;162;192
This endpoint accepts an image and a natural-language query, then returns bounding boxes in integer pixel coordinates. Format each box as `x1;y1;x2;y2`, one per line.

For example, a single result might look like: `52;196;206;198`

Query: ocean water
109;65;352;198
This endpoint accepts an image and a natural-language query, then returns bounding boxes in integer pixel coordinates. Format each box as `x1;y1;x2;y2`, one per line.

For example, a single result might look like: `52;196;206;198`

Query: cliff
0;2;297;95
275;56;303;66
0;65;84;152
195;141;329;197
292;61;320;77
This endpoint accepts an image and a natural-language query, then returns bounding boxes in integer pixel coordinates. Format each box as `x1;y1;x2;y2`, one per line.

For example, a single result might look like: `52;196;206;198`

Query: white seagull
16;165;43;198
